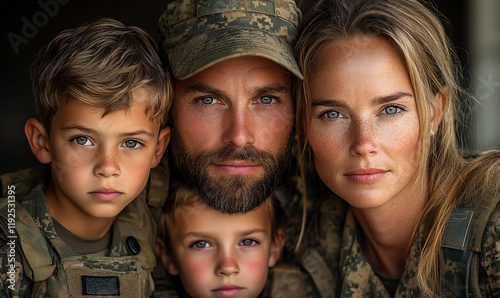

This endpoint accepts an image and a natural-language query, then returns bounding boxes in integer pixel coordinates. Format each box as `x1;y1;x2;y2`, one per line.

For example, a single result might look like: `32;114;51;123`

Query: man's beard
169;133;291;214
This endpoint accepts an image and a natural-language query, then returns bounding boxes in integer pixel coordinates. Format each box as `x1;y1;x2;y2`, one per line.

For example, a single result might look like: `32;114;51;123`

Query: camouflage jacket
0;182;158;297
0;159;320;297
299;191;500;297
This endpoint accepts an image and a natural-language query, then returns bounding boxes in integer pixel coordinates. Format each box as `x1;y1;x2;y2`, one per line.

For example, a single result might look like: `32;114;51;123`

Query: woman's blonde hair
296;0;498;295
31;18;172;131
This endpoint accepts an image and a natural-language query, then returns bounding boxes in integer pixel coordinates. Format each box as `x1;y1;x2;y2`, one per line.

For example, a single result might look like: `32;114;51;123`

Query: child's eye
122;140;142;149
239;239;258;247
71;136;92;146
191;241;210;249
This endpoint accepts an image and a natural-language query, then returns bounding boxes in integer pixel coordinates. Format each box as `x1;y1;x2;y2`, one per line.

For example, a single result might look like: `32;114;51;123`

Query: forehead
52;99;154;124
175;56;292;88
169;201;272;234
310;36;411;95
313;35;403;71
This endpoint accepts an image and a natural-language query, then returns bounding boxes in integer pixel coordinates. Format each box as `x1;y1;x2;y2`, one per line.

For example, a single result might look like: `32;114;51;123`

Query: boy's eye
71;136;92;146
240;239;258;247
123;140;141;149
192;241;210;249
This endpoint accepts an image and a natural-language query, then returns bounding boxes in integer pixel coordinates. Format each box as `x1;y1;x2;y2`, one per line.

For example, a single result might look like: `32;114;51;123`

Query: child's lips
89;188;123;201
212;285;244;297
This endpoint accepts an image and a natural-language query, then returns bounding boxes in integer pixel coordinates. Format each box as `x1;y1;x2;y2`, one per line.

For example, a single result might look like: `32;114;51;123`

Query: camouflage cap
158;0;303;80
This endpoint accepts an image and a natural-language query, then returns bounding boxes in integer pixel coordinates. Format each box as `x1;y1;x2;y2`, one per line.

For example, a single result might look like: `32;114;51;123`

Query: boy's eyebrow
61;125;155;137
182;228;268;239
239;228;268;236
119;131;155;138
312;91;414;108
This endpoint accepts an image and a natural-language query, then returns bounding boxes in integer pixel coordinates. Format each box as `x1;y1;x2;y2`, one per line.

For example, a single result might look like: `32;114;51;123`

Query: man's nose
223;106;256;148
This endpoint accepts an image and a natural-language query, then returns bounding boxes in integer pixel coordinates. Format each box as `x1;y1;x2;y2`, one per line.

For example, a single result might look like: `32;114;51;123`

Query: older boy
0;18;170;297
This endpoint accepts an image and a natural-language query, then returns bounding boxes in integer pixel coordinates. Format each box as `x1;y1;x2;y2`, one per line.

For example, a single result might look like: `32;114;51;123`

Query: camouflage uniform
0;159;318;297
299;190;500;297
0;163;169;297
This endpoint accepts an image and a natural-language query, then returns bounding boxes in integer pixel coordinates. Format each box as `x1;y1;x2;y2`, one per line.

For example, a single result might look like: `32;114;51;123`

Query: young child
0;18;171;297
156;180;286;298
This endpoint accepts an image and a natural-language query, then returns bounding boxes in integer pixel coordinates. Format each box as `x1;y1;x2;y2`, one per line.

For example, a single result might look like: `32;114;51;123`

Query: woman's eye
123;140;141;149
382;105;405;116
240;239;258;247
201;97;214;104
192;241;210;249
323;110;341;119
384;106;399;115
71;136;92;146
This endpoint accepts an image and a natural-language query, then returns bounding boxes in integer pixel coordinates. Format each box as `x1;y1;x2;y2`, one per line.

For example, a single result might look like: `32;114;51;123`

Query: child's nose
216;251;239;276
94;147;120;177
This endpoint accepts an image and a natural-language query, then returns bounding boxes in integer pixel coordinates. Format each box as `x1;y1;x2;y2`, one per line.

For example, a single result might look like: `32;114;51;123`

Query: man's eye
260;96;274;104
123;140;141;149
71;136;92;146
201;97;214;104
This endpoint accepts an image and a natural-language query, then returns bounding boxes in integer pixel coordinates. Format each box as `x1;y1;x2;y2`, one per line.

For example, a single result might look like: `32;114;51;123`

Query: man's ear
431;91;446;134
151;127;170;168
268;229;286;267
25;118;52;164
154;237;179;275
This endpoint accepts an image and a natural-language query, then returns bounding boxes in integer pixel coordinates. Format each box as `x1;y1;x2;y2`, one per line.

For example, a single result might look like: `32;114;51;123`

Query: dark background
0;0;487;174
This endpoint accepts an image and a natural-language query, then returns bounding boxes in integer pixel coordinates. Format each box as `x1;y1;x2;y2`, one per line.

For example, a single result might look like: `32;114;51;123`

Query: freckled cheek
52;149;91;175
389;122;420;155
308;128;342;161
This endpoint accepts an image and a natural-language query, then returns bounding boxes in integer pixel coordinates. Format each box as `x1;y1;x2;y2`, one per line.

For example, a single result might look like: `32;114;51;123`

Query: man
152;1;319;296
158;0;303;214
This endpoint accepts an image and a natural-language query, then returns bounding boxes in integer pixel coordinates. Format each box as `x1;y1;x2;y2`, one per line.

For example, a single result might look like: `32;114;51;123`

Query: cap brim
168;27;303;80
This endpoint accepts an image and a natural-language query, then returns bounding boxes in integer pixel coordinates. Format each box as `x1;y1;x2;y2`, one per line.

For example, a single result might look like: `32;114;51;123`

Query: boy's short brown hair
31;18;171;131
158;180;283;248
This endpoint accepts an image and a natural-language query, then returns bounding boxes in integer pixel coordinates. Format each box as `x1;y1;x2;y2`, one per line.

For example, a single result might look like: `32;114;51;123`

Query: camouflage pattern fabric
0;156;320;296
300;191;500;297
0;183;157;297
158;0;303;80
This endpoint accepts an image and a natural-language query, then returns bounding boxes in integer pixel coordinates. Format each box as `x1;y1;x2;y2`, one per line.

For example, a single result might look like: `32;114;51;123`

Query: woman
295;0;499;296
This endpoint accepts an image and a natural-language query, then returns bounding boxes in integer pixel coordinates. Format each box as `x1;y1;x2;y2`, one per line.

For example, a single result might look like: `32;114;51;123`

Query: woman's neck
351;190;427;278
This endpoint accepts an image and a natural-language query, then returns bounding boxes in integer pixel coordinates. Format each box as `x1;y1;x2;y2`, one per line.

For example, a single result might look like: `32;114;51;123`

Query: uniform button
126;236;141;255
